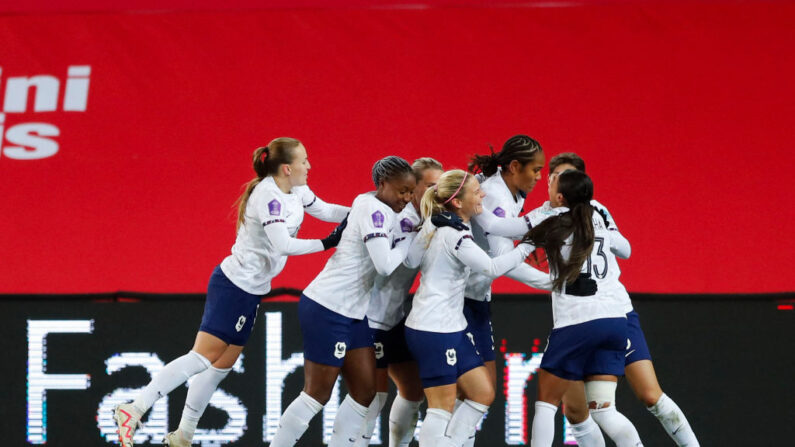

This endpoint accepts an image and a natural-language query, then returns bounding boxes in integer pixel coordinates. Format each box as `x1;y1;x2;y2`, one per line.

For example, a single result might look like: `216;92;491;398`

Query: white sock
530;401;558;447
329;394;370;447
354;392;388;446
418;408;451;447
270;391;324;447
442;399;488;446
388;394;423;447
178;365;231;441
132;350;211;414
647;393;699;446
570;416;606;447
591;407;644;447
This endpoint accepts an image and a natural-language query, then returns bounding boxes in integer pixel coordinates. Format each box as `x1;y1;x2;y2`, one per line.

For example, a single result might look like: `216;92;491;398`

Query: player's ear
508;159;521;174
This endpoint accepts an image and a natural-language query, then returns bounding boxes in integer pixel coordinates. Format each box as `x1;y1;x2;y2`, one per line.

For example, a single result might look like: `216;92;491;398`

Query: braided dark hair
469;134;543;177
372;156;413;188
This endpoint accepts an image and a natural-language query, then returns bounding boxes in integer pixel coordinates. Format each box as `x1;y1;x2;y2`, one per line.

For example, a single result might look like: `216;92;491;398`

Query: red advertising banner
1;1;794;294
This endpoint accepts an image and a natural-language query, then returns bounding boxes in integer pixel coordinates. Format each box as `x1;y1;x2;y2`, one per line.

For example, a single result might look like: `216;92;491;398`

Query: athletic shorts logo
626;338;632;350
466;332;475;345
371;211;385;228
334;342;347;359
446;348;457;366
493;207;506;217
235;316;246;332
268;199;281;216
374;342;384;359
400;218;414;233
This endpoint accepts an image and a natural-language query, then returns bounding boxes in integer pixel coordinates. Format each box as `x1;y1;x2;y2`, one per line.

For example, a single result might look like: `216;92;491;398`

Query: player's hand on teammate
321;214;349;250
431;211;469;231
594;205;612;229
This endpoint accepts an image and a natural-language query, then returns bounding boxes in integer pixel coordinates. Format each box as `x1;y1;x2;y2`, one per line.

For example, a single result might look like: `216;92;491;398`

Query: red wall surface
1;1;793;294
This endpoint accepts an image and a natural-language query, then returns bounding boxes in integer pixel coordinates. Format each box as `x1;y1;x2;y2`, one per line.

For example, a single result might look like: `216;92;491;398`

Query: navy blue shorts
625;311;652;365
463;298;496;362
404;327;484;388
373;318;414;369
199;266;262;346
540;317;627;381
298;295;373;367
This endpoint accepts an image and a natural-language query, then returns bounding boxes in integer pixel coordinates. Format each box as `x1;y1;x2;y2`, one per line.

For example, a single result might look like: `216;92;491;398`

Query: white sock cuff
189;350;212;368
590;405;617;415
298;391;324;413
393;393;423;413
426;408;453;421
535;401;558;413
344;394;370;417
210;365;232;373
651;392;669;409
376;391;389;408
570;415;598;434
463;399;489;414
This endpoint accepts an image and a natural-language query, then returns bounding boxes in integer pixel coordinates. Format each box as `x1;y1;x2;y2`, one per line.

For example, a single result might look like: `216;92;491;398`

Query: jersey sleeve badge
268;199;282;216
399;217;414;233
371;210;385;228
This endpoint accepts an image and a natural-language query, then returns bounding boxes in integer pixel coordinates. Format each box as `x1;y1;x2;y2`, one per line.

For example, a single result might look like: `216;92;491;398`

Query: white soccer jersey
465;173;552;301
366;202;422;331
304;192;412;320
404;225;533;333
527;198;633;318
220;177;349;295
551;208;631;328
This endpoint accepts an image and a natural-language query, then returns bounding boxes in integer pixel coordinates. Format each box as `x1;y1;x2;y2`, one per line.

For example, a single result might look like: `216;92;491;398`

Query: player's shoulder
250;177;284;206
352;192;392;226
438;226;473;247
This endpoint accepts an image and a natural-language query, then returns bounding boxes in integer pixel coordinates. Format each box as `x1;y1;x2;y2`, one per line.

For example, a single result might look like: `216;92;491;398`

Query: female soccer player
462;135;555;434
403;169;535;447
539;153;699;447
353;157;443;447
524;169;632;447
113;137;350;447
270;156;418;447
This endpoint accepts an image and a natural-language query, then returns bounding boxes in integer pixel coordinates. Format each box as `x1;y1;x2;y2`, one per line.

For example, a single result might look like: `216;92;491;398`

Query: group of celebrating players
113;135;699;447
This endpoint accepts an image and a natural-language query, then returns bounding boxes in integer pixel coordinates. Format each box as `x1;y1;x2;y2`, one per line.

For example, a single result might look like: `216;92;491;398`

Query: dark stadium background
1;0;793;445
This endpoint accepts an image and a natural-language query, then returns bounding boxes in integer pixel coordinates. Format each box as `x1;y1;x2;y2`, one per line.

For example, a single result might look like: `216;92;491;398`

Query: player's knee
349;387;376;407
585;380;616;410
469;384;495;406
563;402;589;424
637;388;662;407
304;387;333;405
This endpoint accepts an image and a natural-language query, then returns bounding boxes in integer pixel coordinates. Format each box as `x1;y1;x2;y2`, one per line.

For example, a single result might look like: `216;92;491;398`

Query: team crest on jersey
334;342;347;359
492;207;506;217
371;211;385;228
374;342;384;359
268;199;281;216
235;316;246;332
400;218;414;233
445;348;457;366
